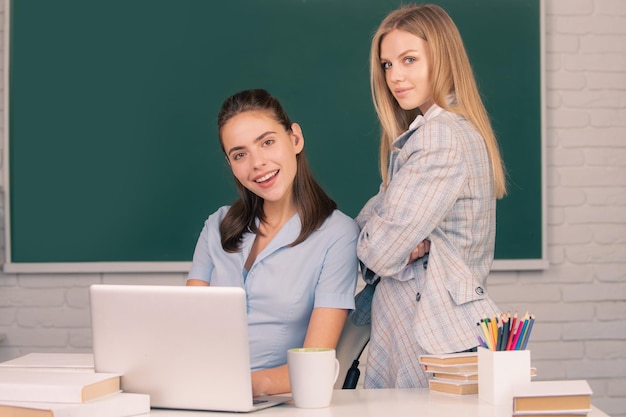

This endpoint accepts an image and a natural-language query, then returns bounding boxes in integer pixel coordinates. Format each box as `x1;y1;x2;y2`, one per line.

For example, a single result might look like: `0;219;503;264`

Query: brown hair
216;89;336;252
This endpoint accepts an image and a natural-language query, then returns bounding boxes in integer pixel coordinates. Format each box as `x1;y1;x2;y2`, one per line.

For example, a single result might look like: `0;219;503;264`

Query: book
428;378;478;395
0;371;121;403
513;413;589;417
0;353;94;373
0;392;150;417
418;352;477;366
432;371;478;382
423;363;478;373
512;380;592;413
428;366;535;379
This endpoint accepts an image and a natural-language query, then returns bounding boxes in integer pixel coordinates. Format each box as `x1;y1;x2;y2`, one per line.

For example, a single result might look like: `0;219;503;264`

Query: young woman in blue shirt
187;89;359;396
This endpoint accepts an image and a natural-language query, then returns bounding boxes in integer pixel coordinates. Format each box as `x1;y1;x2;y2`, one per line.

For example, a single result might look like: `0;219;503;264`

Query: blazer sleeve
357;120;468;277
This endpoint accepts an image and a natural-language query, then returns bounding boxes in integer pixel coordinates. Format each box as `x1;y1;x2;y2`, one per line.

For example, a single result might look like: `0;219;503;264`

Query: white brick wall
0;1;624;415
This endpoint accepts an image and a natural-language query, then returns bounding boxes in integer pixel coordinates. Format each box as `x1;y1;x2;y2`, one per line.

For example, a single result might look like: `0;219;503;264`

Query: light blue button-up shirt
188;206;359;370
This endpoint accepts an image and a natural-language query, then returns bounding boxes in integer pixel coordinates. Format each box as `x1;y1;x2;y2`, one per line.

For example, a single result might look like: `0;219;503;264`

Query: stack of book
0;353;149;417
512;380;593;417
419;352;479;395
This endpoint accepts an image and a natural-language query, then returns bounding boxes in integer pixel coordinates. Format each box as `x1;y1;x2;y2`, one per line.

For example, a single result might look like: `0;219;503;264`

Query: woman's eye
404;57;416;64
232;152;245;161
263;139;275;146
381;61;392;69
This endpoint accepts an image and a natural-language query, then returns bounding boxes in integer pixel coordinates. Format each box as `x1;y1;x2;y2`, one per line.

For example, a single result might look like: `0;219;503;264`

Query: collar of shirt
392;94;456;149
240;213;302;271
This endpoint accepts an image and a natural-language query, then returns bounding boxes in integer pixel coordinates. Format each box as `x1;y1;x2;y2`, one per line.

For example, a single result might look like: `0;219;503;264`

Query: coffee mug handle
332;358;340;384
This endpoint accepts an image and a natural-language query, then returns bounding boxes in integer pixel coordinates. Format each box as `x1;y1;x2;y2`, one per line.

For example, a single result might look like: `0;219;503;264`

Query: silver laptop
89;284;291;412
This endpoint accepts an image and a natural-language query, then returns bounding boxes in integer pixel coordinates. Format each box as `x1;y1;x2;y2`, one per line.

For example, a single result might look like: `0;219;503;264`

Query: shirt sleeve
313;212;360;310
357;120;467;277
187;207;229;283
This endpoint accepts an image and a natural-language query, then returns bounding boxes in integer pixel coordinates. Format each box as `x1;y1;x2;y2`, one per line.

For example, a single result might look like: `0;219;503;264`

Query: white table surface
142;388;610;417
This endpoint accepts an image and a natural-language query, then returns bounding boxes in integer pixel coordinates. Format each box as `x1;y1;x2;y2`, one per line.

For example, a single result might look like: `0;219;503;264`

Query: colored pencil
521;315;536;350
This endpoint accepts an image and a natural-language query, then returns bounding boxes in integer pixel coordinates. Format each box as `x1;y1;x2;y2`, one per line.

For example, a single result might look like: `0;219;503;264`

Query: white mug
287;348;340;408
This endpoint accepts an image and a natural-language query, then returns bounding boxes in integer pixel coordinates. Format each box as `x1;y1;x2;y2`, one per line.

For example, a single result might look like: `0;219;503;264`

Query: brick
548;187;586;206
546;33;580;53
563;283;626;302
69;330;95;349
548;245;566;265
594;265;626;281
524;302;595;321
586;340;626;358
596;398;626;417
581;34;626;53
523;322;563;343
559;168;626;187
0;288;65;307
546;90;563;108
585;148;626;166
102;273;186;285
547;207;565;225
0;307;15;326
594;225;626;244
591;109;626;127
3;329;68;347
591;17;626;34
0;274;17;286
586;187;626;205
566;244;626;263
562;127;626;147
547;168;561;187
486;285;561;303
563;321;626;339
546;71;587;89
564;53;626;72
596;0;626;14
596;303;626;320
66;287;91;309
549;224;593;244
566;359;626;378
526;341;585;360
549;110;590;128
607;378;626;397
548;0;594;15
545;52;563;71
554;17;592;34
530;360;568;380
521;266;594;283
16;307;91;328
17;274;99;288
562;90;626;108
548;148;585;167
587;72;626;89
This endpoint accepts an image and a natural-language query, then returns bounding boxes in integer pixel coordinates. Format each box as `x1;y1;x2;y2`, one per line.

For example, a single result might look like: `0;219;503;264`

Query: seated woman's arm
186;279;209;286
251;307;348;396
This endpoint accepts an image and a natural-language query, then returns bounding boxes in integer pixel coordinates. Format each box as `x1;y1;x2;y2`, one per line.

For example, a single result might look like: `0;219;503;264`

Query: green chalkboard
6;0;543;268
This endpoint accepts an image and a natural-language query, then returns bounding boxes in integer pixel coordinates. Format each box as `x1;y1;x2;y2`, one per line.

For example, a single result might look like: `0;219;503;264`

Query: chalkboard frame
2;0;547;273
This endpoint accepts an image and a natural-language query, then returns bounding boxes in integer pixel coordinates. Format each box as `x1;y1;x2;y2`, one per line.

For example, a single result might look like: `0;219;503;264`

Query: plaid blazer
356;105;501;355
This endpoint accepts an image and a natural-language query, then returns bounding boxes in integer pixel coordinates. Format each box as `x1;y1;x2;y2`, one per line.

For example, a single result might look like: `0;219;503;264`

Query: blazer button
423;260;428;269
415;292;422;302
475;287;484;295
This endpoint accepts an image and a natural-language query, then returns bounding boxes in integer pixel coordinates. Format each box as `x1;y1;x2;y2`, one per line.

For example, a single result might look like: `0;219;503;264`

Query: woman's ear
290;123;305;154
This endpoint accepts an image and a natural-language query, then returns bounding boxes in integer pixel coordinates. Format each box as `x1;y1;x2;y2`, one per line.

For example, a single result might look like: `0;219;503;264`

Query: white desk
145;388;610;417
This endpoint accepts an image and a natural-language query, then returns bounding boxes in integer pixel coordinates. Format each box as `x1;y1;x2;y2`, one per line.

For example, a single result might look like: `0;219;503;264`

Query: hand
408;239;430;264
251;370;272;397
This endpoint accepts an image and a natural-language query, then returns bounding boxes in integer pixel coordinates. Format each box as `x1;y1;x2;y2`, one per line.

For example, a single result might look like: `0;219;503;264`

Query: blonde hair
370;4;506;198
